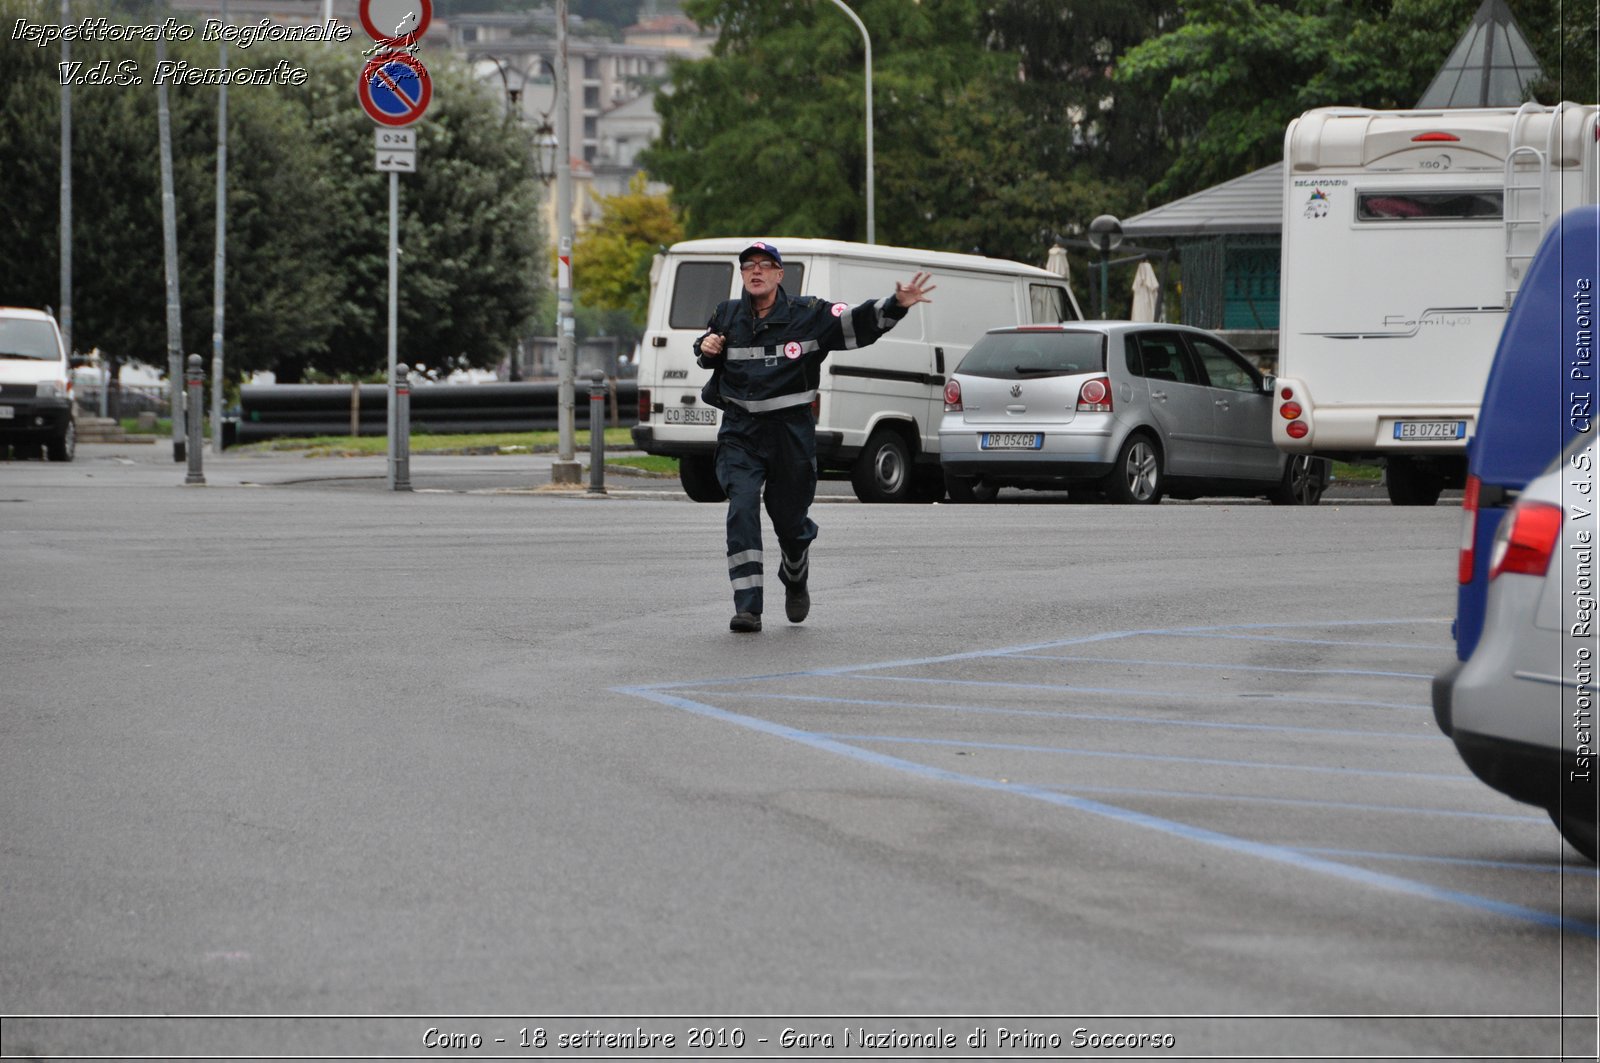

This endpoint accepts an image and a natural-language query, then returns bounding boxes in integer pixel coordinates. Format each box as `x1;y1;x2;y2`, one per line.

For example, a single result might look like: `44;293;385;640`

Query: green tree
645;0;1170;263
1118;0;1597;203
0;0;547;382
576;171;683;326
980;0;1179;190
294;51;547;380
647;0;1026;248
0;0;343;378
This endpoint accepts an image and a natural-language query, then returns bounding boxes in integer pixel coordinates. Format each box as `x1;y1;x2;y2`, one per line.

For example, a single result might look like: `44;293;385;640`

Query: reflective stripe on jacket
694;287;908;415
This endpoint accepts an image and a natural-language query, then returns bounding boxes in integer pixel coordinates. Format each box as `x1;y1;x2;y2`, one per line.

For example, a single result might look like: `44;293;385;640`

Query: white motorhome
1273;102;1598;504
631;237;1082;502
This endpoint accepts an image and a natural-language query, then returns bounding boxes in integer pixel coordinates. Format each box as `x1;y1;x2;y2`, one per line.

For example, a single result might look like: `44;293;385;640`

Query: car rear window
0;318;60;361
956;331;1105;379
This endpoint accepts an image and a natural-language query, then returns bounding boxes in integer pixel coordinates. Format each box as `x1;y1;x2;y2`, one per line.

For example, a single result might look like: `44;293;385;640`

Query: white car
1439;432;1598;859
0;307;76;462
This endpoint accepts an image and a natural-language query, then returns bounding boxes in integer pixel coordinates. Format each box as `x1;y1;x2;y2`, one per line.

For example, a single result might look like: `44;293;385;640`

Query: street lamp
1088;214;1123;319
821;0;873;244
476;53;559;185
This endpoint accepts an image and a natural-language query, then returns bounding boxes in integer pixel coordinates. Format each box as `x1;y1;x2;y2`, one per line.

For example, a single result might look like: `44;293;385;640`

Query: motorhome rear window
668;262;734;329
956;331;1105;379
1356;190;1502;221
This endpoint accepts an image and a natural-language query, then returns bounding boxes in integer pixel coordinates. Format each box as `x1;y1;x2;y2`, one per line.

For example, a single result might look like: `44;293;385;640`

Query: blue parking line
616;685;1597;937
642;618;1450;692
823;733;1474;782
1166;631;1442;650
702;689;1437;740
843;673;1430;712
1048;783;1547;823
1294;846;1600;876
1001;653;1435;681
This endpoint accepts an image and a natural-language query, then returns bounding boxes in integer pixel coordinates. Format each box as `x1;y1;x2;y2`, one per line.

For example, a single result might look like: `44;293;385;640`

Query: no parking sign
358;0;431;47
358;51;431;127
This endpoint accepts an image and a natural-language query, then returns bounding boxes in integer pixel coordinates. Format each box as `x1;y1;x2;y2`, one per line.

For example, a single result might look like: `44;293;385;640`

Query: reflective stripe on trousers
715;407;817;616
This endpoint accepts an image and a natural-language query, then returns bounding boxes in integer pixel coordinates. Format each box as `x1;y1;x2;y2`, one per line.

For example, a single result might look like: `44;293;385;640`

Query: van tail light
1488;499;1563;580
810;394;821;419
637;387;651;422
944;379;962;412
1458;474;1480;584
1279;401;1302;419
1076;376;1112;412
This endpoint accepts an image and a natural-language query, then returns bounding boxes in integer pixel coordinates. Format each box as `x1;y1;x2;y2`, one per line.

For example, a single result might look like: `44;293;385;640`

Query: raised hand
895;272;936;308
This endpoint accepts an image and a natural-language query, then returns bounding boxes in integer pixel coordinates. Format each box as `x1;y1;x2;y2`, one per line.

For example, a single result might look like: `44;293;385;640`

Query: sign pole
386;168;399;490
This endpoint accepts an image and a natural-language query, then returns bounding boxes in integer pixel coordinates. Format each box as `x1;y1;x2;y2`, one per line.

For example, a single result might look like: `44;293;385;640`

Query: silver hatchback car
938;322;1326;504
1438;433;1597;860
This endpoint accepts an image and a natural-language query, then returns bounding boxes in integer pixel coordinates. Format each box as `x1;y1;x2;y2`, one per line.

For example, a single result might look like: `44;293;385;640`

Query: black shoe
785;584;809;624
729;611;762;633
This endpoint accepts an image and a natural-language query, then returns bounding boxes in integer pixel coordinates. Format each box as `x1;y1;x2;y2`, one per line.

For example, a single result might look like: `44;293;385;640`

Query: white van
0;307;77;462
1273;102;1598;505
631;237;1082;502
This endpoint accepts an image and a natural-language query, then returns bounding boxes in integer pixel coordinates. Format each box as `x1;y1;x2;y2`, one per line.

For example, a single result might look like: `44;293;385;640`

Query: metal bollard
184;354;205;485
587;369;606;495
392;363;412;492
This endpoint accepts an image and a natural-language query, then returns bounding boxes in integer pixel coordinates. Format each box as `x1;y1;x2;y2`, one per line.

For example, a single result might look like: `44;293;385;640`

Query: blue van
1432;205;1596;851
1439;205;1595;670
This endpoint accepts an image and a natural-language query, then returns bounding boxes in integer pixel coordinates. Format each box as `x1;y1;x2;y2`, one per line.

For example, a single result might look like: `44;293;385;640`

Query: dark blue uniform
696;285;908;621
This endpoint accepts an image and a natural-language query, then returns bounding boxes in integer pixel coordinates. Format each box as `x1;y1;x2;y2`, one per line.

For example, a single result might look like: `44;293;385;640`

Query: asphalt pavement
0;442;1577;1063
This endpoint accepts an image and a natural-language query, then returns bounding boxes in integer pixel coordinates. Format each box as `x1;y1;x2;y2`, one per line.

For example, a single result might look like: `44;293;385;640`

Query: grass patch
609;454;678;476
235;427;636;457
1331;461;1383;482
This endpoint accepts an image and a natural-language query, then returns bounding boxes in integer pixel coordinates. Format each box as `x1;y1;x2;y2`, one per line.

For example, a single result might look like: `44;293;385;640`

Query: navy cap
738;241;782;266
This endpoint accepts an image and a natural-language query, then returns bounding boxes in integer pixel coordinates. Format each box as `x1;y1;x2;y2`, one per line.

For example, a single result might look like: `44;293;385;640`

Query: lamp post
822;0;872;244
476;53;558;382
551;0;580;484
59;0;71;376
211;0;227;454
1088;214;1123;319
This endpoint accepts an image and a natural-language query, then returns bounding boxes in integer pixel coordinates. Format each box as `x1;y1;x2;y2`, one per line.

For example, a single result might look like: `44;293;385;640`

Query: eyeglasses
740;260;782;273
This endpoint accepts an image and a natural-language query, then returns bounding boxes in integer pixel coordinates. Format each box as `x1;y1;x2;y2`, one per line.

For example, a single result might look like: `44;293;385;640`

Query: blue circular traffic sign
358;52;431;127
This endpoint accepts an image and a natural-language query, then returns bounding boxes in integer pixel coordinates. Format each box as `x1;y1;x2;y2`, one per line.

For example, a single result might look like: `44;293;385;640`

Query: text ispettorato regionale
13;17;354;49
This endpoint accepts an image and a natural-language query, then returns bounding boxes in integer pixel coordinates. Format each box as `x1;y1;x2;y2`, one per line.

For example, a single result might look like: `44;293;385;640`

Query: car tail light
1280;386;1295;400
1286;420;1309;439
637;388;651;422
1279;401;1302;419
810;394;821;418
1076;376;1112;412
1458;475;1480;583
1489;499;1563;579
944;379;962;411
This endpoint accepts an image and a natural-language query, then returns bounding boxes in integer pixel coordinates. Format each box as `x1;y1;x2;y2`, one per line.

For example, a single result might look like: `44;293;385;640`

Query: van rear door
1455;205;1596;659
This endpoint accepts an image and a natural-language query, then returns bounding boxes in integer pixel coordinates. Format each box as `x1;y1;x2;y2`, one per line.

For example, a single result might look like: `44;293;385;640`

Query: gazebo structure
1118;0;1544;369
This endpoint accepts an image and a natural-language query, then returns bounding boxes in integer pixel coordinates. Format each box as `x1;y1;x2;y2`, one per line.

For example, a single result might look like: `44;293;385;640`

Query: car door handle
1214;399;1230;409
1150;390;1167;401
